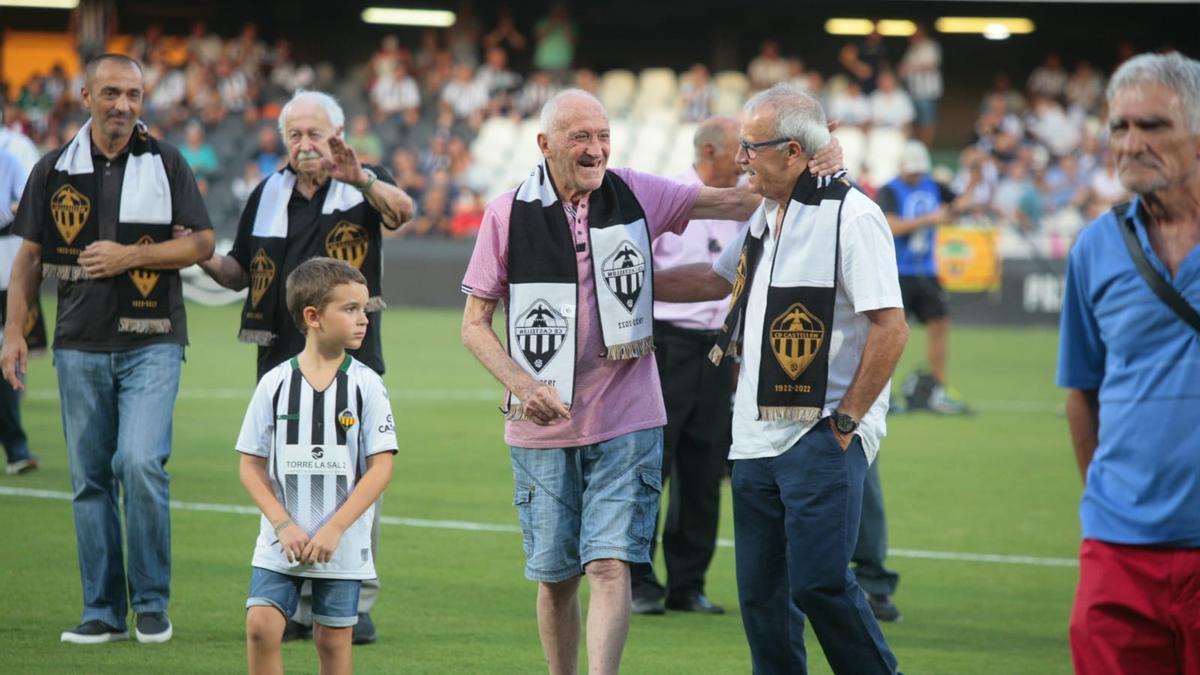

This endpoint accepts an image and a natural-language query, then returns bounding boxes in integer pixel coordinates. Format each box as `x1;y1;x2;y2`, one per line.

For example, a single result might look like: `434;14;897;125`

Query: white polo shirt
713;189;903;464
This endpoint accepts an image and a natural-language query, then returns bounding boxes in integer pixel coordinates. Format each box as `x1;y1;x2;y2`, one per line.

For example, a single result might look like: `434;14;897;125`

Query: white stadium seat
600;69;637;117
864;127;907;186
831;126;866;177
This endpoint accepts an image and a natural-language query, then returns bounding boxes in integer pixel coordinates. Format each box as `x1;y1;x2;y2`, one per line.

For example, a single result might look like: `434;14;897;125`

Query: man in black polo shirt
1;54;214;645
193;89;414;643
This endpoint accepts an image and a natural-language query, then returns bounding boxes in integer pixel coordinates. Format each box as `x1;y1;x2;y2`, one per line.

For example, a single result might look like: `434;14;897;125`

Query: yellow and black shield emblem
337;407;356;430
50;184;91;245
23;305;40;338
128;235;160;298
250;249;276;309
769;303;825;380
325;221;369;270
729;251;748;311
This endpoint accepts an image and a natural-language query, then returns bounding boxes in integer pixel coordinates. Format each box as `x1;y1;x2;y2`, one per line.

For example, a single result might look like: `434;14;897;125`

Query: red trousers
1071;539;1200;675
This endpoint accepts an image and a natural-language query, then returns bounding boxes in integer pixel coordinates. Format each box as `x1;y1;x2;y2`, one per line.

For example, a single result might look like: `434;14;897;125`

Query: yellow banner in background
937;225;1001;293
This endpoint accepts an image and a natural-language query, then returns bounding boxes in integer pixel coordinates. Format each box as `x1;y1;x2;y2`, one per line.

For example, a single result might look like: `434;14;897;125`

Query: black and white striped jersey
237;354;397;579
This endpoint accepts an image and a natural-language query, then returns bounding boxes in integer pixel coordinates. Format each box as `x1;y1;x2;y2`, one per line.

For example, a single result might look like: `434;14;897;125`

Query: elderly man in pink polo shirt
460;89;842;674
632;116;743;617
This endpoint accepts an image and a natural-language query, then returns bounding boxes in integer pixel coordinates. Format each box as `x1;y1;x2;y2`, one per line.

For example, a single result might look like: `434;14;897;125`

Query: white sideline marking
0;486;1077;568
21;388;1063;413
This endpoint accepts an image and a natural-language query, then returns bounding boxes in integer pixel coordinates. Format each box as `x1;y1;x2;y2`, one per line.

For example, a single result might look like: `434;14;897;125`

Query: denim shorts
246;567;361;627
510;427;664;582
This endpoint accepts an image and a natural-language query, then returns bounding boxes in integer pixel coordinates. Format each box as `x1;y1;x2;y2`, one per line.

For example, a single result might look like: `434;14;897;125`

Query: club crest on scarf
250;248;276;309
24;305;40;338
730;251;748;311
128;235;161;299
50;184;90;246
600;240;646;313
770;303;826;380
515;300;568;373
325;220;369;270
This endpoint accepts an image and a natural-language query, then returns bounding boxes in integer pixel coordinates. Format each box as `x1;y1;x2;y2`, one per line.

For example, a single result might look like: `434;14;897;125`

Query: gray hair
278;90;346;138
743;83;830;155
539;88;606;135
1107;51;1200;133
693;116;738;161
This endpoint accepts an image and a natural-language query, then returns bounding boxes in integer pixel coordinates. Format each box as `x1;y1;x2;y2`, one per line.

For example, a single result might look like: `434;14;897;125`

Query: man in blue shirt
876;139;968;415
1057;52;1200;674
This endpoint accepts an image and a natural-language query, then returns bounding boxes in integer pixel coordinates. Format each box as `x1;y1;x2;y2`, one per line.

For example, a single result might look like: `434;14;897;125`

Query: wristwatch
833;411;859;434
353;167;378;193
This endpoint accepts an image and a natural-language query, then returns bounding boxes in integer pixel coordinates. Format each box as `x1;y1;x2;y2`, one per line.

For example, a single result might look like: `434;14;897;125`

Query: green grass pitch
0;303;1079;674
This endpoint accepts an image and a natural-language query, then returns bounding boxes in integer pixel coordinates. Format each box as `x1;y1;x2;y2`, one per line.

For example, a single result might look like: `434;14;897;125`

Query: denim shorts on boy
510;427;663;582
246;567;361;627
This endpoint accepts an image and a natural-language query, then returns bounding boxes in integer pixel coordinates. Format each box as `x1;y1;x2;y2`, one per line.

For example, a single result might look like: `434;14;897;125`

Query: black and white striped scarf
43;120;175;334
500;161;653;420
711;170;850;422
238;167;385;346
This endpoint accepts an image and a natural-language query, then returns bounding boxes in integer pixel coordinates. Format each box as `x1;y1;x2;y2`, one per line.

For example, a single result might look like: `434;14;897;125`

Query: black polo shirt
229;165;393;380
12;137;212;351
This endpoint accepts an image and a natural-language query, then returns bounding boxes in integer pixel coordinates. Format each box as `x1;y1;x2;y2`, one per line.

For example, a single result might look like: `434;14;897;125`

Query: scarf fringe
708;340;741;365
43;264;89;281
503;403;526;421
603;335;654;361
238;329;276;346
757;406;822;422
366;296;387;313
118;317;172;334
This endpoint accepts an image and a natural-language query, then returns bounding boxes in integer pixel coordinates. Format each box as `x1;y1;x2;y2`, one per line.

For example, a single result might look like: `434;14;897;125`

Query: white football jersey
236;355;397;579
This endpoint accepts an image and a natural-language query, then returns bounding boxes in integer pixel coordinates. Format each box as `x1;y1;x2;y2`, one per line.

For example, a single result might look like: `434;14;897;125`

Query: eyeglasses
739;137;792;159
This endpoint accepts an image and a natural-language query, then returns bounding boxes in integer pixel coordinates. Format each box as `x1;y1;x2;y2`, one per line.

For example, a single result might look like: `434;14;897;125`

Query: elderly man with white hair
460;88;844;674
193;89;414;644
1057;51;1200;675
657;83;906;674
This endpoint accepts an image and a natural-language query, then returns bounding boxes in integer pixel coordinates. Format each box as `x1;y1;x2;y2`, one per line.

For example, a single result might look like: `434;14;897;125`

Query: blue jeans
732;422;898;675
246;567;361;628
510;427;663;582
55;344;183;630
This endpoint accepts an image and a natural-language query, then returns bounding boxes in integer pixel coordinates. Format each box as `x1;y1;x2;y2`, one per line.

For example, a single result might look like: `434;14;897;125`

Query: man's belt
653;320;722;344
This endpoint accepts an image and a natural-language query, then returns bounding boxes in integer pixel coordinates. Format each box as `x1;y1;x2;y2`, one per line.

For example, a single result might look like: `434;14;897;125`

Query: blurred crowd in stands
2;5;1143;257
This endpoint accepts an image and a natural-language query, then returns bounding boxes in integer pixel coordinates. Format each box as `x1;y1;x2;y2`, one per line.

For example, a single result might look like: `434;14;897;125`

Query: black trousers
633;321;733;600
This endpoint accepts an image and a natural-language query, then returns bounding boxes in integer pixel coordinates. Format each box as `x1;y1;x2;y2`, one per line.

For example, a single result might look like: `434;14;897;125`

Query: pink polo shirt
462;167;701;449
651;167;744;330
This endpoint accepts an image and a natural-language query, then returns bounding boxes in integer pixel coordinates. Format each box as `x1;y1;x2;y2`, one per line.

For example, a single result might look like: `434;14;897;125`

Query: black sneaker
352;613;376;645
902;371;936;411
867;593;902;623
135;612;173;643
631;595;665;616
282;619;312;641
60;620;128;644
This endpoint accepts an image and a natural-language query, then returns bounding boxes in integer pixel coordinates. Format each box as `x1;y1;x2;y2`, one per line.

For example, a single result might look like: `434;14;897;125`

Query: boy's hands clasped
276;517;345;565
303;523;346;564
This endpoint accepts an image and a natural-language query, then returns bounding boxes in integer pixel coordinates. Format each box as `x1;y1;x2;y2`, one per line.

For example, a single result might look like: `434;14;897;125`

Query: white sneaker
5;456;39;475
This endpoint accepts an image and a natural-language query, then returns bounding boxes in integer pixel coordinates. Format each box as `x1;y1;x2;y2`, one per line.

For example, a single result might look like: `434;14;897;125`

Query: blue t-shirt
876;176;953;278
1056;199;1200;547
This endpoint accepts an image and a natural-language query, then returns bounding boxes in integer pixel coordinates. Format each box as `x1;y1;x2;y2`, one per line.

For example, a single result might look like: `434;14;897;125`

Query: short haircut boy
285;257;368;332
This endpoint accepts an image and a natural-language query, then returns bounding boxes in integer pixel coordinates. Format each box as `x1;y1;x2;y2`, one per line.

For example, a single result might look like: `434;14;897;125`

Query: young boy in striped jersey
236;257;396;675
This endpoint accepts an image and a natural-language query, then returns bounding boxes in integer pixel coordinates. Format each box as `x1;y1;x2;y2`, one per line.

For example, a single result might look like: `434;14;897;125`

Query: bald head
536;89;611;203
694;116;739;162
539;89;607;136
692;116;742;188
